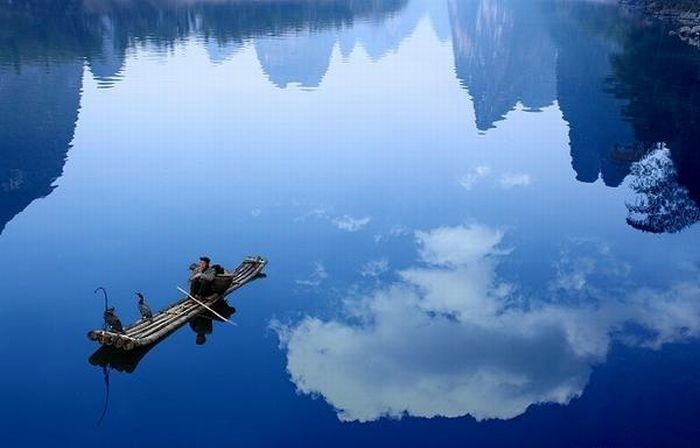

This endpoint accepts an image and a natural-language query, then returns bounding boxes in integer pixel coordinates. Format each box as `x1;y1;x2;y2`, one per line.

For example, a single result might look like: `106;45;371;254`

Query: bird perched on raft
136;292;153;320
104;307;124;333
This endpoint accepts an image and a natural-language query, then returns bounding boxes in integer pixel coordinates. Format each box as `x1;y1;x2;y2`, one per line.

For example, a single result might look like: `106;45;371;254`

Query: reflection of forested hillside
1;0;407;82
607;18;700;205
2;0;697;235
0;0;407;235
550;0;699;231
448;0;698;232
608;13;700;232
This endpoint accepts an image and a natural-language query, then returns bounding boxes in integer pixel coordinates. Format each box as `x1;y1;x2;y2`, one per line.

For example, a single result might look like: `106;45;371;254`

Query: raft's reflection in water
88;300;237;374
190;301;237;346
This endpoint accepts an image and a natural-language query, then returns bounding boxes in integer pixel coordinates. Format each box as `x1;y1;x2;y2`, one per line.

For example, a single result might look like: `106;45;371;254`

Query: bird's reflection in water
89;300;237;424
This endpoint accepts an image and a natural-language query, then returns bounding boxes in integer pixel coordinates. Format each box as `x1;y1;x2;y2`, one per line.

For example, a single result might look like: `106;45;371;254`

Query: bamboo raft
89;300;237;373
87;256;267;351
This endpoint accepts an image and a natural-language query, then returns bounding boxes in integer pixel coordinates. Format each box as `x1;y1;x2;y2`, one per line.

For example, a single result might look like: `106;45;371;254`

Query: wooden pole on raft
176;286;238;327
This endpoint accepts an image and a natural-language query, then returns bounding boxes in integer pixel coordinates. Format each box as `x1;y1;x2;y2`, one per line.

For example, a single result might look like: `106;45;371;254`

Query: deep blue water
1;0;699;447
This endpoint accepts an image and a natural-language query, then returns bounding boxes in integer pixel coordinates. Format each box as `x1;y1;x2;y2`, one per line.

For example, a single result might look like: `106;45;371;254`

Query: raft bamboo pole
121;264;255;338
177;286;237;327
121;263;252;334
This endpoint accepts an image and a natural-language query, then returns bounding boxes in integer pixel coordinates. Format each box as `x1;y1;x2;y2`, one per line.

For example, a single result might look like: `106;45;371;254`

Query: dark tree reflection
626;147;700;233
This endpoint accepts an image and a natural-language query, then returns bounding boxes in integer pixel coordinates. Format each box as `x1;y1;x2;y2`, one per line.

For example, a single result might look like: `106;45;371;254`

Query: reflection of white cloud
373;225;411;245
389;225;411;237
459;166;491;190
499;173;532;189
295;208;371;232
359;259;389;279
276;225;700;423
333;215;371;232
551;240;631;294
295;262;328;287
294;208;329;223
459;168;532;190
415;225;504;267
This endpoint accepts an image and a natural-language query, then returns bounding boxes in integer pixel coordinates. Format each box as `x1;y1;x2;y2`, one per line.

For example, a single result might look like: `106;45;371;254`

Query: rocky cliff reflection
0;63;82;235
276;224;700;422
0;0;407;235
448;0;635;185
549;1;636;188
256;31;336;89
556;0;700;231
449;0;557;131
448;0;699;232
2;0;698;239
607;12;700;207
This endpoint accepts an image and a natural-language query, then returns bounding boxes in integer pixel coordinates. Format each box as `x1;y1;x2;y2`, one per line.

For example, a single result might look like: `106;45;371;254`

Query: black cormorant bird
104;307;124;333
136;292;153;320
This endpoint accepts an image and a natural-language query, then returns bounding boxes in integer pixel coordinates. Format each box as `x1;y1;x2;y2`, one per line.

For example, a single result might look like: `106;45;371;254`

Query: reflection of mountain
86;17;126;88
448;0;698;232
256;30;336;88
447;0;633;182
449;0;557;131
338;0;424;61
0;62;83;235
548;2;636;187
607;15;700;206
551;1;699;231
0;0;408;234
0;0;409;86
255;0;426;88
206;40;243;64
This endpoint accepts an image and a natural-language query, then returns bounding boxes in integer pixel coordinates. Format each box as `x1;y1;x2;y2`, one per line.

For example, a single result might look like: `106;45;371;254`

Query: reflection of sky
0;0;699;446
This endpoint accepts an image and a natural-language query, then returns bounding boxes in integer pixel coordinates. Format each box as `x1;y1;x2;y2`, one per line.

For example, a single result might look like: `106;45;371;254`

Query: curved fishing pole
94;287;108;330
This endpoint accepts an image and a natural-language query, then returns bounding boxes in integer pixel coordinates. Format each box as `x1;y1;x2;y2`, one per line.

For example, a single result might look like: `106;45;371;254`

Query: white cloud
333;215;371;232
374;225;411;245
276;225;700;423
389;225;411;237
295;208;371;232
295;262;328;288
250;208;262;217
459;167;532;190
415;225;505;267
499;173;532;189
294;208;329;223
550;240;631;294
459;166;491;190
359;259;390;279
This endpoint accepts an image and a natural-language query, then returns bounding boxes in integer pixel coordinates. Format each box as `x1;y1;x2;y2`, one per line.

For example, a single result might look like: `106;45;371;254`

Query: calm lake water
1;0;699;446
